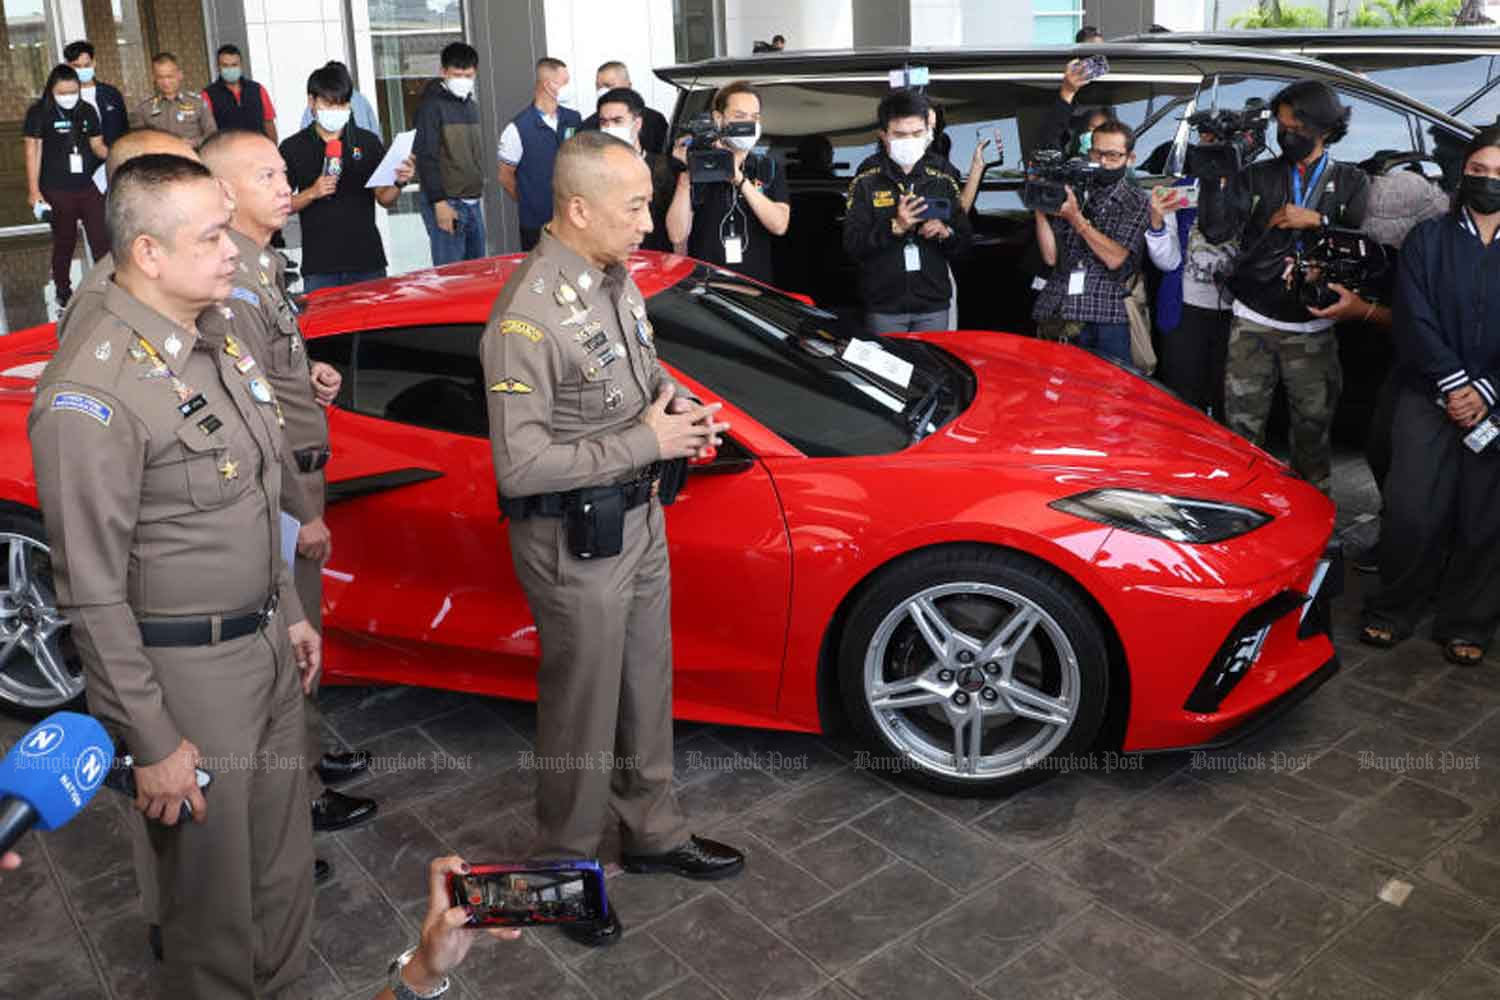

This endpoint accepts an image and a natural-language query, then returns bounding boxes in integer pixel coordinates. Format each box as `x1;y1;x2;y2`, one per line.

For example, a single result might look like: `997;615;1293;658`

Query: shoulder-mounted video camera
1021;150;1101;213
685;112;758;184
1185;98;1271;180
1291;227;1388;310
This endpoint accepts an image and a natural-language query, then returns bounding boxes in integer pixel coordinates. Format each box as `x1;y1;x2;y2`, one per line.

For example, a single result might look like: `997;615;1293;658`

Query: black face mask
1093;165;1127;187
1461;174;1500;216
1277;127;1318;164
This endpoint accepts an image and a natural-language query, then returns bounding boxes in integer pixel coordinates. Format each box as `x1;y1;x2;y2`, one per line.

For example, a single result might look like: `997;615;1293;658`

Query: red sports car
0;253;1340;795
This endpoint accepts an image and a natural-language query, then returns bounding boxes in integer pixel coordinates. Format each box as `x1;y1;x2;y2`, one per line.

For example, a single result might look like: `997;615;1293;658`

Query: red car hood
916;331;1268;492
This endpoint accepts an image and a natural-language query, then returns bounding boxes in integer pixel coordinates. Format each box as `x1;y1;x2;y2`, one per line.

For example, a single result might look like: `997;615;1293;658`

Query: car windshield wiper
902;378;948;444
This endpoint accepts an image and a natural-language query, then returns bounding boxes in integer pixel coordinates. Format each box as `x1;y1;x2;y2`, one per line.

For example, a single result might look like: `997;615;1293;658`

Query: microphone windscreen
0;712;113;830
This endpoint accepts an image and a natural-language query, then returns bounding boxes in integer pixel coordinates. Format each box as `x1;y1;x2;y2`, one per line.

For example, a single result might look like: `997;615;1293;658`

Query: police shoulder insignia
230;286;261;307
499;318;544;343
489;379;535;394
51;391;112;426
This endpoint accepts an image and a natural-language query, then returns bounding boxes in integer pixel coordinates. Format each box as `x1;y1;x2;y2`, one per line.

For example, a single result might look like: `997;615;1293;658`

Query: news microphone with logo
0;711;113;853
323;138;343;179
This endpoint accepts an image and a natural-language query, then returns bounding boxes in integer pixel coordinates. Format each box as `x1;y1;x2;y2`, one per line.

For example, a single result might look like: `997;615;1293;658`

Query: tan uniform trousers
509;499;690;859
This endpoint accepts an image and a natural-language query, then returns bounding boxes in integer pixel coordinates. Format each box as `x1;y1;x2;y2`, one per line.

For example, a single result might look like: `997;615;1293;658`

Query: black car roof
1114;28;1500;49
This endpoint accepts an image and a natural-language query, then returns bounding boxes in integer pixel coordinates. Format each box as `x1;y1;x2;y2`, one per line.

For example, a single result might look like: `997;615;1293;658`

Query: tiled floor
4;456;1500;1000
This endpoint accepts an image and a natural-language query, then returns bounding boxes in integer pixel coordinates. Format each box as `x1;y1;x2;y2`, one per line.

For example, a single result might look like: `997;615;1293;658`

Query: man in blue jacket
64;40;128;146
498;58;582;250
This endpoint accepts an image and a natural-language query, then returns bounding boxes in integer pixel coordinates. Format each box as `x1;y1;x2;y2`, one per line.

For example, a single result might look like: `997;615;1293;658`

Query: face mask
317;107;352;133
725;123;760;152
553;82;574;105
76;66;95;84
1093;165;1127;186
1076;132;1093;156
221;66;242;84
888;135;928;169
601;124;635;146
1461;174;1500;216
56;93;80;111
445;76;474;100
1278;127;1318;163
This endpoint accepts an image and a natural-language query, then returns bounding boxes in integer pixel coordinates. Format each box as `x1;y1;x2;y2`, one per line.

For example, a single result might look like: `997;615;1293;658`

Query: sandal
1359;619;1406;649
1443;638;1486;667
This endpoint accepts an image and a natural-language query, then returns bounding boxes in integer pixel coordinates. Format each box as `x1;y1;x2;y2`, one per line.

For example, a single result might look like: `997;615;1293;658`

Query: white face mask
56;93;80;111
601;124;636;146
553;82;574;105
725;123;760;152
445;76;475;100
317;107;352;133
888;135;928;169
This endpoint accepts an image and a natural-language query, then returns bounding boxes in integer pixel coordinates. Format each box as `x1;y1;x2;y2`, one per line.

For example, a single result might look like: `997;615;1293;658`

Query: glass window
1207;75;1414;167
349;324;489;437
1312;52;1493;118
674;0;718;62
1457;79;1500;128
1033;1;1082;44
365;0;464;139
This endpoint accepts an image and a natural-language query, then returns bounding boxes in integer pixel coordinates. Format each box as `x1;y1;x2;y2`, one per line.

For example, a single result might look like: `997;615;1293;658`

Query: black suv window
1207;74;1414;168
1317;52;1495;119
1458;79;1500;128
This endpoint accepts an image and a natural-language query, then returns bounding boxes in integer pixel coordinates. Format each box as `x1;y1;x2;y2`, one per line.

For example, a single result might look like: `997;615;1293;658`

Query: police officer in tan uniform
200;129;378;833
28;153;316;998
482;131;743;948
129;52;217;145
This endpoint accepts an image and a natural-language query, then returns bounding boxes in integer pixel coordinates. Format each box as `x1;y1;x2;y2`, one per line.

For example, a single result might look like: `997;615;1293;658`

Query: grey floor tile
1227;676;1370;756
1451;807;1500;861
1338;724;1500;806
0;936;107;999
1480;926;1500;969
791;826;896;891
1333;778;1476;865
1211;805;1400;905
418;701;532;770
977;944;1109;1000
675;763;788;827
710;725;853;786
674;732;747;787
66;862;145;923
419;763;536;834
1328;878;1497;996
852;796;1023;891
1421;844;1500;907
1269;955;1397;1000
971;772;1137;855
1160;836;1278;908
280;949;348;1000
1093;773;1241;865
1293;747;1402;800
38;795;134;887
337;808;452;904
1196;758;1361;827
84;909;170;1000
651;973;736;999
727;843;839;923
356;725;478;815
323;684;475;745
574;930;689;1000
652;894;824;1000
1040;837;1225;939
916;864;1092;981
747;769;896;851
1337;682;1478;747
839;940;981;1000
453;931;594;1000
604;869;710;927
1050;904;1255;1000
1428;960;1500;1000
0;853;80;961
1190;875;1360;992
308;858;411;985
443;808;537;861
784;861;957;974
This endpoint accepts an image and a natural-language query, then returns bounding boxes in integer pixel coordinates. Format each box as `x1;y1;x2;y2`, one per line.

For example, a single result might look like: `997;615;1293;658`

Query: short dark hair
1091;117;1136;152
216;43;241;60
107;153;215;256
42;63;80;102
151;51;179;67
772;34;786;43
536;57;567;75
596;60;627;77
878;89;930;130
597;86;644;117
1271;80;1351;144
713;80;759;114
1076;25;1102;42
441;42;478;70
1462;124;1500;171
307;64;353;105
62;40;94;63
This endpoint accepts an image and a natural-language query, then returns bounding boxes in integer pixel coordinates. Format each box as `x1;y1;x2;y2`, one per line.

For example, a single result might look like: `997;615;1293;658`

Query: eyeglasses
1091;149;1128;164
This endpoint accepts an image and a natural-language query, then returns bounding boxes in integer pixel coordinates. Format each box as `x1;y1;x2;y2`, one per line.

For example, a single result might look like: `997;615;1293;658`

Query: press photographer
667;81;790;284
1030;119;1151;365
1199;81;1370;494
1360;126;1500;666
843;89;971;335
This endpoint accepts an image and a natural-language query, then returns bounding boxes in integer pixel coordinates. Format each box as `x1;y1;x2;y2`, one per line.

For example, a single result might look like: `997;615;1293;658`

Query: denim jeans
1076;322;1131;365
866;308;952;336
301;269;387;293
420;198;486;266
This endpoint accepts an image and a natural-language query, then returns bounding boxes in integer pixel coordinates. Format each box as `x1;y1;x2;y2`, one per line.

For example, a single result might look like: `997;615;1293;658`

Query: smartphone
102;755;213;823
975;127;1004;166
449;861;610;927
917;197;952;221
1076;54;1110;83
1180;181;1200;208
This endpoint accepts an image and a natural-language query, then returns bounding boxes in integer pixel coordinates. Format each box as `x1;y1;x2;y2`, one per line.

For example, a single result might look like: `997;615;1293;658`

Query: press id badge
1067;269;1086;296
724;236;743;265
69;152;84;174
903;242;921;272
1464;416;1500;454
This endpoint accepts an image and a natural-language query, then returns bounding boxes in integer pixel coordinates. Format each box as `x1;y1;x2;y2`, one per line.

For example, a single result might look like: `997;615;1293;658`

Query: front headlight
1050;488;1272;544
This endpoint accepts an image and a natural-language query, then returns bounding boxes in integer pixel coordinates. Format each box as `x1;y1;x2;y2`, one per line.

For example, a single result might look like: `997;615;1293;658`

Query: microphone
323;138;343;179
0;712;114;853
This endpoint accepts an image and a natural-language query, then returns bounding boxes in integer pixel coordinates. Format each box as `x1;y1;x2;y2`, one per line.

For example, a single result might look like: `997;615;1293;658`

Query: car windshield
646;266;974;457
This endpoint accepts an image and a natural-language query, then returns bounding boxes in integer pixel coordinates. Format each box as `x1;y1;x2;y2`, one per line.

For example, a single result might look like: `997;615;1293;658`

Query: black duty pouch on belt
565;486;626;559
658;457;688;506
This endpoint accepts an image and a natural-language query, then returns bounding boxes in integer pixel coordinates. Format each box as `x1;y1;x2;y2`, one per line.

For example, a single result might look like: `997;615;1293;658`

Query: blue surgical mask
76;66;95;84
1076;132;1093;156
221;66;242;84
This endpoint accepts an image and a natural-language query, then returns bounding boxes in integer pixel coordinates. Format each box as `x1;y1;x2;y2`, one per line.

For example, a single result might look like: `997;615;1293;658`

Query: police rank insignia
223;335;242;359
164;333;182;357
529;276;546;296
218;458;239;480
51;391;112;426
499;319;545;343
94;341;112;362
577;272;593;292
604;385;624;410
248;378;273;404
489;379;534;394
636;317;654;347
555;283;579;306
235;355;256;374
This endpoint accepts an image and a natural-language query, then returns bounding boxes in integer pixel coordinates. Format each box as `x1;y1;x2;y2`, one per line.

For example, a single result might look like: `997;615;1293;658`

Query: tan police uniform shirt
128;92;218;145
28;281;303;766
482;229;682;497
55;252;114;344
222;230;328;523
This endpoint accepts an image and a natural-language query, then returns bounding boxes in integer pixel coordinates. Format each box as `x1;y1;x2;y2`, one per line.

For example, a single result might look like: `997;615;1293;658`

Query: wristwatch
387;947;449;999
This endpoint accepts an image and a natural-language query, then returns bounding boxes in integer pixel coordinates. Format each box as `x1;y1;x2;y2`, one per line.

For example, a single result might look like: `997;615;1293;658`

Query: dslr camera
1021;150;1101;213
1291;227;1388;310
685;112;757;184
1185;98;1272;179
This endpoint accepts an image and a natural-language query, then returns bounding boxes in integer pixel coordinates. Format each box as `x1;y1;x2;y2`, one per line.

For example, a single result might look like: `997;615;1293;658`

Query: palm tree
1455;0;1493;23
1232;1;1329;26
1351;0;1465;25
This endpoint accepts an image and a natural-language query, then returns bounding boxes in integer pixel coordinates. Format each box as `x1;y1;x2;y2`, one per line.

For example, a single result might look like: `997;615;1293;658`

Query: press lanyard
1289;154;1328;210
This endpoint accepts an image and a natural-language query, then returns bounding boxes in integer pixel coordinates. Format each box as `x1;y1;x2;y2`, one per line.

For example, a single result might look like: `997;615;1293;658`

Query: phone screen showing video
450;863;608;927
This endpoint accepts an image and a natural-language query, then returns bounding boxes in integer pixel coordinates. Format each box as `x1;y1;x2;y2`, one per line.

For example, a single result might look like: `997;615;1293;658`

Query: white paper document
365;129;416;188
280;513;301;568
92;164;107;194
842;339;914;390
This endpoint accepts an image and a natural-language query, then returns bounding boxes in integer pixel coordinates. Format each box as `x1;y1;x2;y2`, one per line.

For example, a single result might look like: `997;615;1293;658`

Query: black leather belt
294;447;331;474
500;463;662;520
138;595;278;647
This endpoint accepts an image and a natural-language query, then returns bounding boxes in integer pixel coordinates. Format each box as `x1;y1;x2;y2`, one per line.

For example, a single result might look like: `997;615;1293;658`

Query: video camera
1185;98;1272;179
685;112;758;184
1291;227;1389;310
1021;150;1101;213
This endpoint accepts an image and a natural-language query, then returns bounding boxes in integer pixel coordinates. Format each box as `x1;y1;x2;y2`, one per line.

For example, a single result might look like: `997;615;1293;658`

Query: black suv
655;44;1476;438
1117;29;1500;126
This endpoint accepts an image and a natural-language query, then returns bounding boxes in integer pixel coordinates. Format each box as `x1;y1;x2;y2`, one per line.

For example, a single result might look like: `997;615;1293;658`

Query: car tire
0;509;85;719
838;545;1110;797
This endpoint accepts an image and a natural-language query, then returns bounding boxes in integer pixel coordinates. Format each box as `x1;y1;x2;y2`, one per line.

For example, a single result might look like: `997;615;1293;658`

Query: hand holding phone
103;754;212;824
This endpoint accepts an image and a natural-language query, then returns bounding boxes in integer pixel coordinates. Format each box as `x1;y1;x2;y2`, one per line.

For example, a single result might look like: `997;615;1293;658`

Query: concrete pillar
468;0;548;255
853;0;910;47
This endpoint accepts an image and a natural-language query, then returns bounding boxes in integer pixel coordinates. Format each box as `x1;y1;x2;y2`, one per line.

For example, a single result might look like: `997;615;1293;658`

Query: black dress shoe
311;788;379;832
561;908;622;948
622;835;745;880
315;857;333;884
148;923;163;962
316;749;370;785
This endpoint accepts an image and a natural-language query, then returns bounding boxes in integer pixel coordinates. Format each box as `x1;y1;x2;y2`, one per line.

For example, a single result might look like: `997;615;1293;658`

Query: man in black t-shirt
666;81;790;285
282;64;413;292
